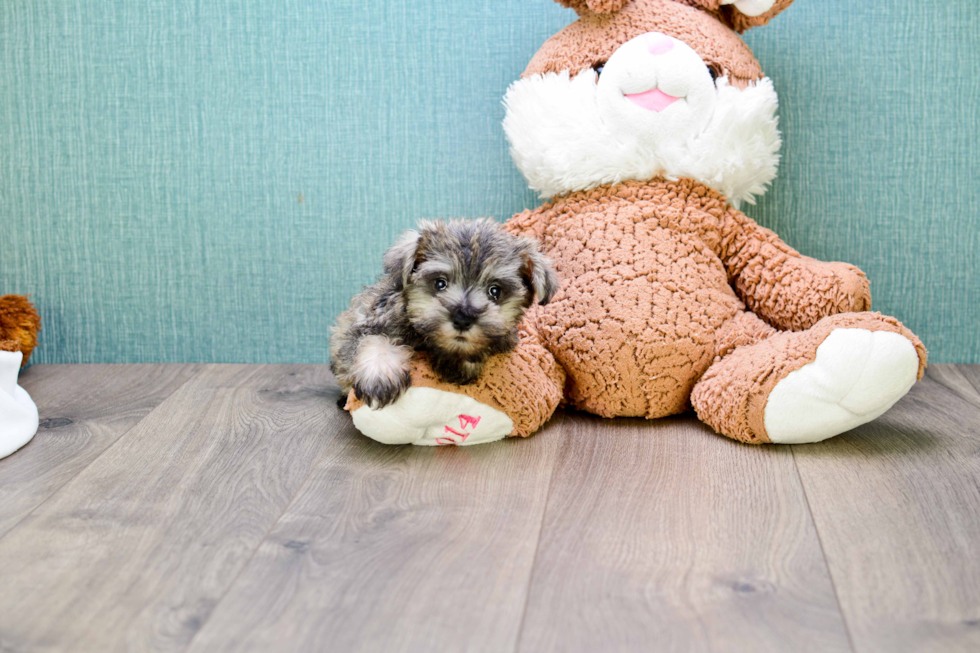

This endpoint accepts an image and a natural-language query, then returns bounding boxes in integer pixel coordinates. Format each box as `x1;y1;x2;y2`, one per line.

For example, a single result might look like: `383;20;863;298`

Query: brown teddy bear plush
344;0;926;446
0;295;41;458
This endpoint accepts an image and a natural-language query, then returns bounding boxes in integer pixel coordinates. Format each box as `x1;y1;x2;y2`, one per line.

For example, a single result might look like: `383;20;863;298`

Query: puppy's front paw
350;335;414;409
353;370;412;409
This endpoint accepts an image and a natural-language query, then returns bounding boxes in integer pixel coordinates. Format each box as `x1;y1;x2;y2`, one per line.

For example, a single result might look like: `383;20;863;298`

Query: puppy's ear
382;229;422;290
556;0;629;15
519;239;559;305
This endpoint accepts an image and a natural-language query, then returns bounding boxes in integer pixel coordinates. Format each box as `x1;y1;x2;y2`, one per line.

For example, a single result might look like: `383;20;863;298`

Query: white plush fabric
503;32;781;206
0;351;39;459
720;0;776;18
351;386;513;446
764;329;920;444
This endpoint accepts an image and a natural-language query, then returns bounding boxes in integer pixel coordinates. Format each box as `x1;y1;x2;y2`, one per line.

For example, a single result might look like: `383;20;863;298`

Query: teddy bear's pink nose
646;33;674;56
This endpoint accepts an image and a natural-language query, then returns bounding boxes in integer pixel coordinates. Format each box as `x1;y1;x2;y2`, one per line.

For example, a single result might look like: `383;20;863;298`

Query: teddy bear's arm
718;207;871;332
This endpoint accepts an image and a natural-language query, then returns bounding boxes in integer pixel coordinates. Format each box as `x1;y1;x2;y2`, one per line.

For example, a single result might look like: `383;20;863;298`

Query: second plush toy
0;295;41;459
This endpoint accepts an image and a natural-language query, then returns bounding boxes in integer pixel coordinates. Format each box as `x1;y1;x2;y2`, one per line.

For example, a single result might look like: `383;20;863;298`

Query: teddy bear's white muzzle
596;32;717;149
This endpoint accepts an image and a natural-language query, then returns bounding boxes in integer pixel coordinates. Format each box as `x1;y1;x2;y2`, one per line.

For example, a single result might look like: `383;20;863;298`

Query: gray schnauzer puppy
330;218;559;409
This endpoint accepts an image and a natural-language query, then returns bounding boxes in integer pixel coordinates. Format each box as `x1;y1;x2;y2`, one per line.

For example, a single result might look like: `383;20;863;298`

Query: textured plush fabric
0;350;39;459
346;320;565;438
503;65;782;203
0;296;41;366
691;312;926;443
558;0;631;15
0;0;977;365
503;177;881;419
342;0;933;447
525;0;764;86
0;297;41;458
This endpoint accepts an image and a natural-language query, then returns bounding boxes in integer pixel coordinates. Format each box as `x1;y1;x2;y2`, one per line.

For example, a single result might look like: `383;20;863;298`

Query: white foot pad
351;386;514;446
764;329;919;444
0;351;39;459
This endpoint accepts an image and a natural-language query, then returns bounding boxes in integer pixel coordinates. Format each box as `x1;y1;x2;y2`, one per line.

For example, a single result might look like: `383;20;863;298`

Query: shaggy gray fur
330;218;558;408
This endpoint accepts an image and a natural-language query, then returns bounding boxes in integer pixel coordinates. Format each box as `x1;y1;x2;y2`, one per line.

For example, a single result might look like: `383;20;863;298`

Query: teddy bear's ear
555;0;630;16
715;0;796;33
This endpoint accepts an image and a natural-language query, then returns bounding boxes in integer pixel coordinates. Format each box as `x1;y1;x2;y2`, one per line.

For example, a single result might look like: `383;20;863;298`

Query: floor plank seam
0;364;206;545
791;447;859;653
511;412;566;653
177;414;357;653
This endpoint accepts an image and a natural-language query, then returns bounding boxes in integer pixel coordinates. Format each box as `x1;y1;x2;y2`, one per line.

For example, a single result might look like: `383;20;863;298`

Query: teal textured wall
1;0;977;364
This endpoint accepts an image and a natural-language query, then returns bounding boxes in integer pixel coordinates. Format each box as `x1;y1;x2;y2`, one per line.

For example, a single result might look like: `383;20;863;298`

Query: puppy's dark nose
451;311;476;331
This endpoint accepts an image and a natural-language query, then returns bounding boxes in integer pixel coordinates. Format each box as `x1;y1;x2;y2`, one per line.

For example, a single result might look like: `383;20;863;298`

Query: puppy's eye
434;278;448;291
593;62;606;77
487;285;502;301
706;63;722;82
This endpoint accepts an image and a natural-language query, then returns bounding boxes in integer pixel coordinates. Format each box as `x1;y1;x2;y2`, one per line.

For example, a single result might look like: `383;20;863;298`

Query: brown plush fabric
684;0;725;9
525;0;764;88
504;177;875;419
557;0;631;15
691;312;928;443
713;310;777;359
346;320;565;438
719;206;872;331
0;295;41;366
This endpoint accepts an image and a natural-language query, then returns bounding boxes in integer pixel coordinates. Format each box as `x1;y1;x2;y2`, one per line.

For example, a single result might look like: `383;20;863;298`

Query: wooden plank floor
0;364;977;653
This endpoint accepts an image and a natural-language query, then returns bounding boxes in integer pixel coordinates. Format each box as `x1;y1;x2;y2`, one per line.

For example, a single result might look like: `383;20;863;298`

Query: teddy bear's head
0;295;41;367
503;0;795;205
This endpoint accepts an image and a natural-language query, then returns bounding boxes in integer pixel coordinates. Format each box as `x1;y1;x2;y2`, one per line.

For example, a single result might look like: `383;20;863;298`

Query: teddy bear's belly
535;224;743;418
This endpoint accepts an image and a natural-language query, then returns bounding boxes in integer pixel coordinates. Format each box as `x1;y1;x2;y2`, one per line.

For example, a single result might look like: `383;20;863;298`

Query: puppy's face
384;219;558;360
405;256;526;359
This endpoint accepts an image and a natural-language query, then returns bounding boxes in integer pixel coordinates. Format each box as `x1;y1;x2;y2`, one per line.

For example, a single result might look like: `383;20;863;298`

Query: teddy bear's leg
0;347;40;459
691;312;926;444
343;322;565;446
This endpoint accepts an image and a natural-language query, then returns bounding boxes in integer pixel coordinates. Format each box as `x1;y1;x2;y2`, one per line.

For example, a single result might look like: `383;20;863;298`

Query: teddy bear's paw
763;328;919;444
350;386;514;447
0;350;40;459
